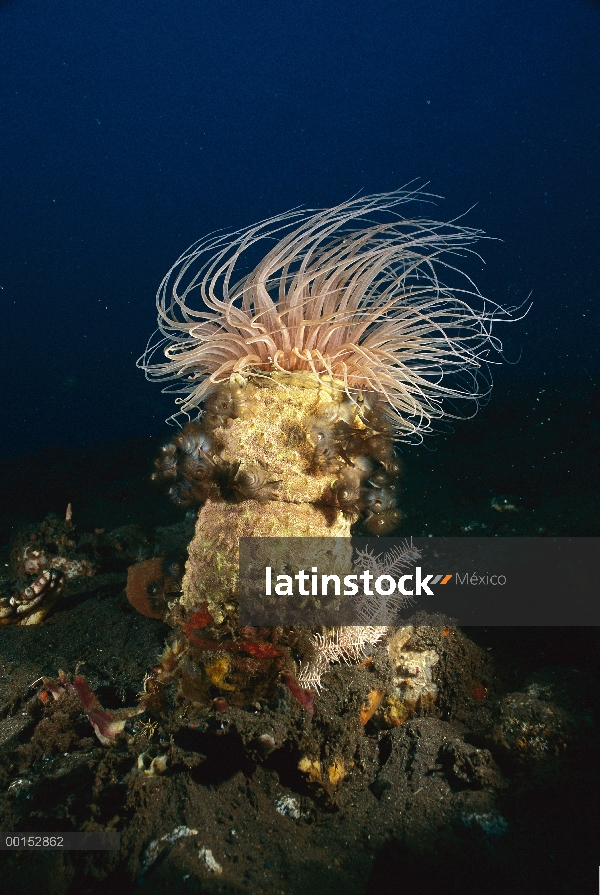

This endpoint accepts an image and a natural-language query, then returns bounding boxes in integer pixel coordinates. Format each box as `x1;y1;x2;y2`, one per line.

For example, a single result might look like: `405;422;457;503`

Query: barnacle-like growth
139;187;516;439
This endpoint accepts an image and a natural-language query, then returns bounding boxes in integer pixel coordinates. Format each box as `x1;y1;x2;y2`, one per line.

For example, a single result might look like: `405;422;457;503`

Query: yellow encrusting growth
181;375;357;621
297;755;350;790
214;378;351;504
205;655;235;690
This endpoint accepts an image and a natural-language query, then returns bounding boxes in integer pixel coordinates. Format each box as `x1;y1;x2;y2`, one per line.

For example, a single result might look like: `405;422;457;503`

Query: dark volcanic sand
1;569;598;894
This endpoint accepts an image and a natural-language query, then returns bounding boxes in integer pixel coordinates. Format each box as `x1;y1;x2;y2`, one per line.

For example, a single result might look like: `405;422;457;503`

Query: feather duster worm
138;188;520;708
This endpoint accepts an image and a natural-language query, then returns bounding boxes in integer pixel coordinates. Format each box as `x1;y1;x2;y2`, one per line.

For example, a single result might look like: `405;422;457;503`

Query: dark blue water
1;0;598;462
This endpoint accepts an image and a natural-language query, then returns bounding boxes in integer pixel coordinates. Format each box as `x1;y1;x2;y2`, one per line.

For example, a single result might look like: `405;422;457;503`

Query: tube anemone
138;189;525;631
139;187;519;439
135;190;526;712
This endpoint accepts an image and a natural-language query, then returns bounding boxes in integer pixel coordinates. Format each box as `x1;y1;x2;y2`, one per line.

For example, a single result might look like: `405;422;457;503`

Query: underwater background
1;0;599;464
0;2;599;894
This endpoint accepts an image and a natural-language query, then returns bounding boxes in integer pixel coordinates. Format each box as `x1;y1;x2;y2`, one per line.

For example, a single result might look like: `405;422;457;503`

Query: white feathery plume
352;539;421;625
296;540;422;691
297;626;389;692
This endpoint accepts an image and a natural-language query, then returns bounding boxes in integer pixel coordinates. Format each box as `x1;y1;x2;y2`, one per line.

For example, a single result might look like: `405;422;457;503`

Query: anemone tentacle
139;188;523;438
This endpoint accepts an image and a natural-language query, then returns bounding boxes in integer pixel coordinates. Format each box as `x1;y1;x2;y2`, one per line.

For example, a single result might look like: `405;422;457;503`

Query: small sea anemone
139;186;521;439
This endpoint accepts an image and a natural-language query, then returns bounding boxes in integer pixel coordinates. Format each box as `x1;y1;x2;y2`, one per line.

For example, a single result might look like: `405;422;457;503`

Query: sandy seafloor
0;377;599;895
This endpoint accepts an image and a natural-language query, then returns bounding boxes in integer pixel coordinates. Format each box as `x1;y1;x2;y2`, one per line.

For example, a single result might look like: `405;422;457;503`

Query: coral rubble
1;512;95;626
